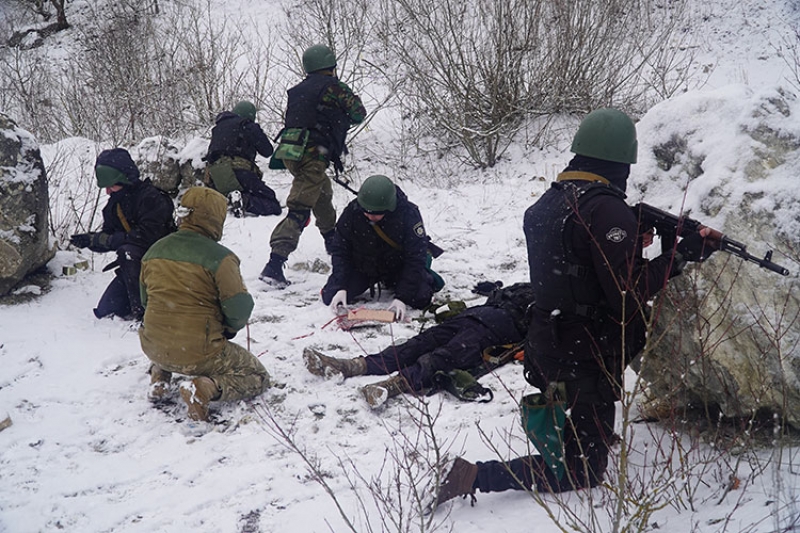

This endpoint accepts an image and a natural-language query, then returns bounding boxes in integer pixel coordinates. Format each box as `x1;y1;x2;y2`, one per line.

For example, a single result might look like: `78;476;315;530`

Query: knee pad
287;209;311;228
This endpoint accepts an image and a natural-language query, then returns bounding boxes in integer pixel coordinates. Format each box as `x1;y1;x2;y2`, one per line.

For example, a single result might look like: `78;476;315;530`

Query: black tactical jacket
328;187;430;304
206;111;273;164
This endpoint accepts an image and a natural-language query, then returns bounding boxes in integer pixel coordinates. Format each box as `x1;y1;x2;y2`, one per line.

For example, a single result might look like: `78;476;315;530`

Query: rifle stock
634;202;790;276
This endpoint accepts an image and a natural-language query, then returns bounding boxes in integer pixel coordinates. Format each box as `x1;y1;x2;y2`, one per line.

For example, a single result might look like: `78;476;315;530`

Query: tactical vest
525;178;625;319
285;74;350;159
206;114;256;163
485;282;536;335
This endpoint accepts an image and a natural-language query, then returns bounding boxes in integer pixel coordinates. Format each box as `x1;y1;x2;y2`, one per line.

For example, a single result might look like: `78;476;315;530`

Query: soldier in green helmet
260;44;367;288
321;175;442;320
69;148;176;321
204;100;281;218
433;108;717;508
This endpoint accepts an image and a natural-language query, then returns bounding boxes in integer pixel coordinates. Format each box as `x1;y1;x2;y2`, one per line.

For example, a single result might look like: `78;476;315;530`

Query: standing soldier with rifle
260;43;366;288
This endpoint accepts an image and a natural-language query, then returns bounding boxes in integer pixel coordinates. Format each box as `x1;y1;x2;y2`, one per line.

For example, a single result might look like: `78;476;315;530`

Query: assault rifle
634;202;790;276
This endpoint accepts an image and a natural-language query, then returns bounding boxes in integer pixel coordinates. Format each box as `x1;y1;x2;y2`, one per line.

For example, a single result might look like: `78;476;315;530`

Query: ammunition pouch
274;128;309;162
206;157;244;195
520;382;567;479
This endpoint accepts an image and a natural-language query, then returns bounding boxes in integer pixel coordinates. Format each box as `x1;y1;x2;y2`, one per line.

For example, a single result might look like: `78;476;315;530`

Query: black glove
676;232;716;263
472;280;503;296
69;233;92;249
89;232;114;252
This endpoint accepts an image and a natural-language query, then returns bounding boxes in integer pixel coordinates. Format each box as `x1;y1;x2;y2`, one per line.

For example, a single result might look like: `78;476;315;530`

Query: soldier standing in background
260;44;366;287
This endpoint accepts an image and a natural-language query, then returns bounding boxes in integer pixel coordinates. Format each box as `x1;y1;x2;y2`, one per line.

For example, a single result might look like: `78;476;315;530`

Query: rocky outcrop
0;114;55;296
130;136;206;196
633;86;800;429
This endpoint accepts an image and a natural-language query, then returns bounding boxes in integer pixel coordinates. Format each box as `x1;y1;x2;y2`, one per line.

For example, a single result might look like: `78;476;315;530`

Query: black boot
259;253;290;287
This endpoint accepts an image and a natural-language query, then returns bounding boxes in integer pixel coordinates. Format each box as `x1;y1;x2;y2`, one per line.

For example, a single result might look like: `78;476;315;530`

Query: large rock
0;114;55;296
633;86;800;429
131;136;207;196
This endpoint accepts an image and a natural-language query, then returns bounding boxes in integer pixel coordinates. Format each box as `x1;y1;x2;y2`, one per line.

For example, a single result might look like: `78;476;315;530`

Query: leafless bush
2;1;278;144
374;0;697;169
45;143;103;243
251;393;451;533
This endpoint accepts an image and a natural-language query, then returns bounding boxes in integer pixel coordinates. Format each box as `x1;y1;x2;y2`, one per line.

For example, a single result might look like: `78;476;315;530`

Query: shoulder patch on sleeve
606;227;627;243
413;222;427;238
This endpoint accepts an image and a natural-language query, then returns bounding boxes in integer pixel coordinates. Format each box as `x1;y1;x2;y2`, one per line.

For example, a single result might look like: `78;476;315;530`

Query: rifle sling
116;204;132;233
372;223;402;251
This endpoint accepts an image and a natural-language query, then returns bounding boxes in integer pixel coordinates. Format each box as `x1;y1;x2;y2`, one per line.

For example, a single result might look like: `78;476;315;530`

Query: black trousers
94;244;145;320
474;399;615;494
321;269;435;310
363;316;503;391
236;170;281;216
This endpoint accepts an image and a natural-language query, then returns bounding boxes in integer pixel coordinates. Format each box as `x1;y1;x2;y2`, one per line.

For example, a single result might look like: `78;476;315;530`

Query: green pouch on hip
207;158;242;196
273;128;309;162
268;154;286;170
520;385;567;479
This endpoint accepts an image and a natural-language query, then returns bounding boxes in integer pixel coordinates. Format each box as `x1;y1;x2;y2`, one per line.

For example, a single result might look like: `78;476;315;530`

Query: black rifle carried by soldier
634;202;790;276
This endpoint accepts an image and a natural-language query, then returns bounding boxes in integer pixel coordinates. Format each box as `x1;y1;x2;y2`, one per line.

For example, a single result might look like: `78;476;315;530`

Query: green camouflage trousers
269;155;335;258
150;340;270;402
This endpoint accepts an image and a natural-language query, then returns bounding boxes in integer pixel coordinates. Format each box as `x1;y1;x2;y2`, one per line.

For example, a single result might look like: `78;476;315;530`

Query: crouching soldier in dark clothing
320;175;442;321
69;148;175;321
139;187;270;422
434;109;718;508
204;100;281;217
305;282;533;409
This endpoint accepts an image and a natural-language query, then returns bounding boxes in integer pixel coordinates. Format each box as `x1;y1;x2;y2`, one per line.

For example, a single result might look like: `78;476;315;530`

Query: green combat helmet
357;175;397;213
570;108;638;164
302;44;337;74
232;100;257;121
95;165;130;188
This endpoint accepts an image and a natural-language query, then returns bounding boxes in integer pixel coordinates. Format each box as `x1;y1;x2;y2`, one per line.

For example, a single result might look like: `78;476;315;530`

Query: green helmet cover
95;165;130;188
570;108;638;164
302;44;337;74
232;100;257;121
357;175;397;212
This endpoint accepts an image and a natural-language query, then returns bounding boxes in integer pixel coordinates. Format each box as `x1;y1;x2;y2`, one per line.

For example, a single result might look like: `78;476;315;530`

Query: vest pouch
274;128;309;162
520;388;567;480
207;157;242;196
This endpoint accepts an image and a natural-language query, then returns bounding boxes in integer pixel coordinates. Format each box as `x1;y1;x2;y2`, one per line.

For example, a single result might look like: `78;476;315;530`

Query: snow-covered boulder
131;136;208;196
0;114;54;296
633;86;800;428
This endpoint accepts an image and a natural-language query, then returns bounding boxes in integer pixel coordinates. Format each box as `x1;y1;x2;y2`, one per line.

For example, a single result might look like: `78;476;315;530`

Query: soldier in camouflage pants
259;44;366;287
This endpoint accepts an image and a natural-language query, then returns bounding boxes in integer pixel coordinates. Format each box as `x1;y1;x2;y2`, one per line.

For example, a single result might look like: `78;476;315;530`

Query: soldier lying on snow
304;282;534;408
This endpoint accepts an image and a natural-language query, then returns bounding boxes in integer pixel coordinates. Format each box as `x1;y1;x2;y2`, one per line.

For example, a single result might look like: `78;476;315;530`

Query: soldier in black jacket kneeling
70;148;175;321
321;175;443;322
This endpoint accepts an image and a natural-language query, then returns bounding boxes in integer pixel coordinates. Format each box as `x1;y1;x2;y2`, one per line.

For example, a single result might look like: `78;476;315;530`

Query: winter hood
179;187;227;241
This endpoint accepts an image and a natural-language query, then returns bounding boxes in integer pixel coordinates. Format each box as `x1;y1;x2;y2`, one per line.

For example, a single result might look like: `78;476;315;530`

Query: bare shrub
250;394;451;533
2;1;278;144
375;0;697;169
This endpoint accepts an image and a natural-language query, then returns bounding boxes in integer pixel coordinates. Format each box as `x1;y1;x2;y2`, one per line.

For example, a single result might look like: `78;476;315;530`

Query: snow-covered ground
2;0;800;532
